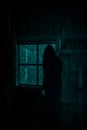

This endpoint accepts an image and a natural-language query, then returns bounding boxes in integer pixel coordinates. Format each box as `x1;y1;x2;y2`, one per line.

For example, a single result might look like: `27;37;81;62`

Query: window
16;42;55;87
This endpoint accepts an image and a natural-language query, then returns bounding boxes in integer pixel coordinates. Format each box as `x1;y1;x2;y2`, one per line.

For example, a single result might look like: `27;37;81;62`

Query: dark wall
9;1;87;37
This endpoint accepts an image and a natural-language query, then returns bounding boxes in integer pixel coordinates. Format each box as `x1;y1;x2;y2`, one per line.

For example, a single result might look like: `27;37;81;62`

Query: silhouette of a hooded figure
43;44;63;128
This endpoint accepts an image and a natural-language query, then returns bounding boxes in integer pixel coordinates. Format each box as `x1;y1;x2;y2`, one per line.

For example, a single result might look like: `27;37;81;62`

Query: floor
7;88;87;130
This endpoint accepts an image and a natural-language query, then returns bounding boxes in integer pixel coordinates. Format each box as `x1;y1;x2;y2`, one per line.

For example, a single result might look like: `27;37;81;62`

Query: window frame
16;40;56;88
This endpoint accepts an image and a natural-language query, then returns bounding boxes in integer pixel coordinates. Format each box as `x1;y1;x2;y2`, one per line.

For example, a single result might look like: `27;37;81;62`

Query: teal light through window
39;66;43;85
20;66;37;85
20;45;37;64
16;43;55;87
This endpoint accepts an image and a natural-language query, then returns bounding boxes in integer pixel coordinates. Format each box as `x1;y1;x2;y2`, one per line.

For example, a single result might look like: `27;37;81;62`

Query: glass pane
20;45;37;64
39;66;43;85
39;44;55;64
20;66;37;85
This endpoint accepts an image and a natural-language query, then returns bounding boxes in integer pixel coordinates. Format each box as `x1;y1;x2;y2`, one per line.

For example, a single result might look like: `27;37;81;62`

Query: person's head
43;45;56;64
44;44;55;57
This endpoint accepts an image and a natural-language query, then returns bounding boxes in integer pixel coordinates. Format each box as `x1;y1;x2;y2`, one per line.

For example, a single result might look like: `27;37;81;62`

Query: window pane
39;66;43;85
20;66;37;85
20;45;37;64
39;44;55;64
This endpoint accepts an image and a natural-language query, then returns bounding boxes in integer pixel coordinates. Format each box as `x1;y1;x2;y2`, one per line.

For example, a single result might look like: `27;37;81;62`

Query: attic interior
7;1;87;129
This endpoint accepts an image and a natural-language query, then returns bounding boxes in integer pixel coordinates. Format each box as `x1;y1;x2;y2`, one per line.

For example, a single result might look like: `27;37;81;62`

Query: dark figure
43;45;63;129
